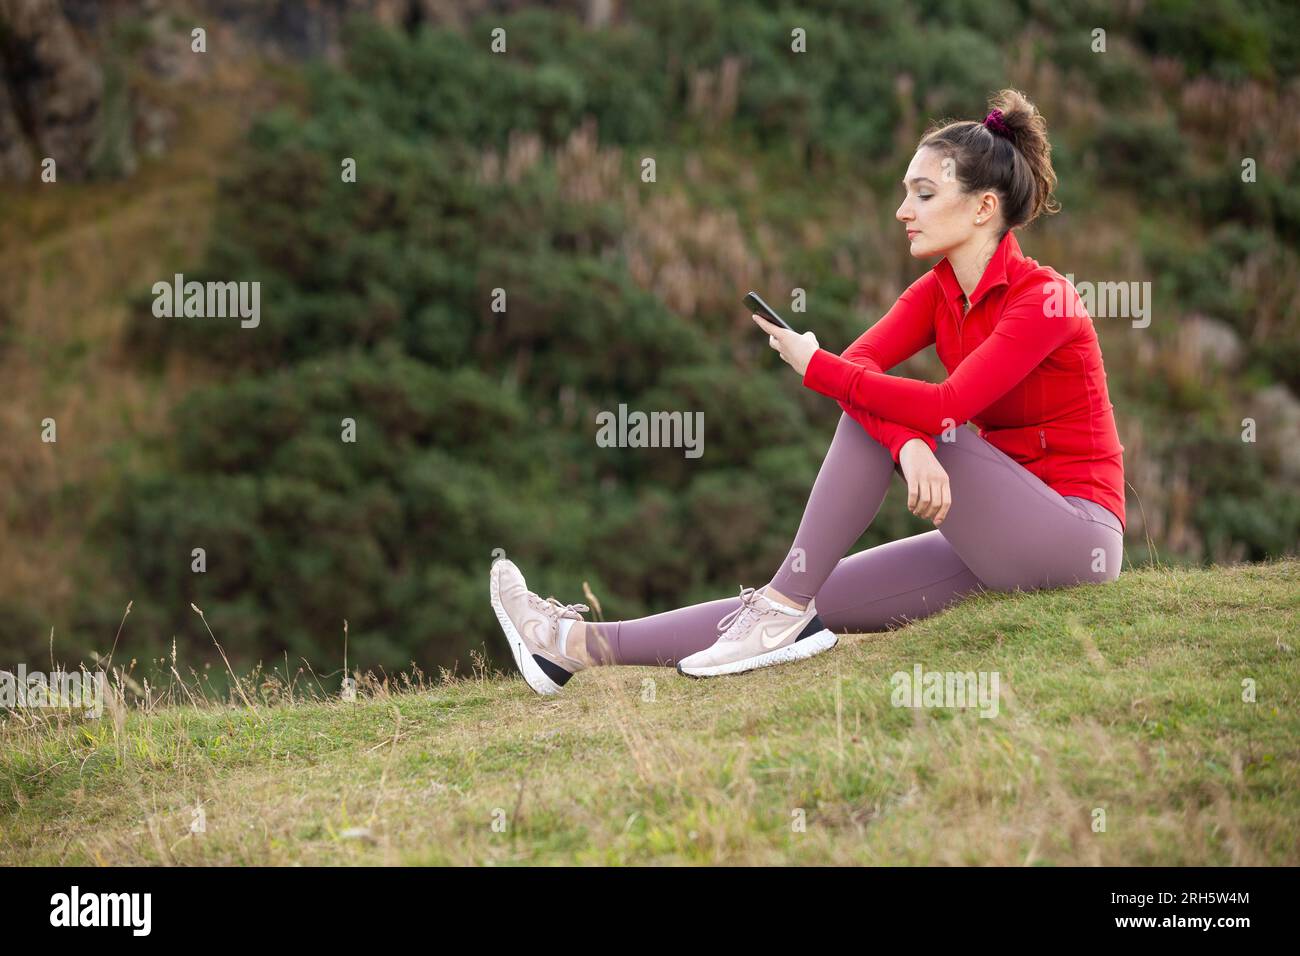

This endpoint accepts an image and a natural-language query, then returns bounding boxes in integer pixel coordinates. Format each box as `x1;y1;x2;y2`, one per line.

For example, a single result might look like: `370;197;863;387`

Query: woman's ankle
762;585;807;612
562;621;594;667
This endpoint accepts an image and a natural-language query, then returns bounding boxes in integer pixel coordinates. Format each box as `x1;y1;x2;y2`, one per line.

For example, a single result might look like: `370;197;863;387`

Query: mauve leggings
584;412;1124;666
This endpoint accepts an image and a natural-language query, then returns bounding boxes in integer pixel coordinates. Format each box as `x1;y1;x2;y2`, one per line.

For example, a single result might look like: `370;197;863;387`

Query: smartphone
744;291;796;332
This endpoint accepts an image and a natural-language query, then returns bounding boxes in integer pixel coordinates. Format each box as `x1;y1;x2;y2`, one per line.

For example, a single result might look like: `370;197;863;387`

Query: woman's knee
1090;538;1123;584
828;411;898;472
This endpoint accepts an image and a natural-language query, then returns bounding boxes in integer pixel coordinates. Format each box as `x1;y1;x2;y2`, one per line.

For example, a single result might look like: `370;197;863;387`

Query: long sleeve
803;278;1078;434
822;276;940;462
848;407;936;463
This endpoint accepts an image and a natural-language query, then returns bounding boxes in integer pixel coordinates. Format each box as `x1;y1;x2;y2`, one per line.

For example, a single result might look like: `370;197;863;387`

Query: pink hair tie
983;108;1010;137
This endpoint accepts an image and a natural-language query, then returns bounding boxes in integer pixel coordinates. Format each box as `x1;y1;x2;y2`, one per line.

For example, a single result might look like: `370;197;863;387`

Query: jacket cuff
802;347;854;403
891;432;937;464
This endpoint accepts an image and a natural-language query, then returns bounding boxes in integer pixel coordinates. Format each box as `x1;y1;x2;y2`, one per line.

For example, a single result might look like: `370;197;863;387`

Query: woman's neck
946;231;1002;302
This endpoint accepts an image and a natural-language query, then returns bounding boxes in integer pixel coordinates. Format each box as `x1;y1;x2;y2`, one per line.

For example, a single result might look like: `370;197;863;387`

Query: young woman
490;89;1126;694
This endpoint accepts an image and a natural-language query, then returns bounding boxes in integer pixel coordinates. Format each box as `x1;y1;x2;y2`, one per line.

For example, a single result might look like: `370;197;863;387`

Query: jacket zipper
1039;429;1046;449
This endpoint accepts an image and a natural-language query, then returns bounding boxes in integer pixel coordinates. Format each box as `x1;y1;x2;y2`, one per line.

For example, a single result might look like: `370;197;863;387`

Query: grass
1;557;1296;865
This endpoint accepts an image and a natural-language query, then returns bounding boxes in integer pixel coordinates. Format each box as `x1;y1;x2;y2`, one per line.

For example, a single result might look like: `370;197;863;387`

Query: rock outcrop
0;0;105;180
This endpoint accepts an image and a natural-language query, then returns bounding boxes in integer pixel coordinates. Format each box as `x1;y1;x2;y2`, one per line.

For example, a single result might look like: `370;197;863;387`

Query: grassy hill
2;557;1296;865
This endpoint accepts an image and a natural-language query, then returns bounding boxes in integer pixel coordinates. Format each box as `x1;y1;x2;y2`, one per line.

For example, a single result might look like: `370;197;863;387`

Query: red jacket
801;229;1127;530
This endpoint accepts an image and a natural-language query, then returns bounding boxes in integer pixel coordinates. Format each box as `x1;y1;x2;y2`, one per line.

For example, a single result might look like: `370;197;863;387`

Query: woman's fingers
935;480;953;526
913;479;930;517
905;459;953;525
911;475;950;522
770;335;788;364
753;315;818;376
756;314;785;358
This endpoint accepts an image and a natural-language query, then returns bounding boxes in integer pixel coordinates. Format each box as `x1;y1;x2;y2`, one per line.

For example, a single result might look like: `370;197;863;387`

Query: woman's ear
974;190;1000;225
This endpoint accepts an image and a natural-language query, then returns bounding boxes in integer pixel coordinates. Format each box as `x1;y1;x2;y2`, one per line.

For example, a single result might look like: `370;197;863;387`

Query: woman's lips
907;230;921;240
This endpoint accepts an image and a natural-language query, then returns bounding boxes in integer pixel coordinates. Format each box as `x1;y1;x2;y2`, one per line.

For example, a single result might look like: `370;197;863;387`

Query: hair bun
984;88;1060;223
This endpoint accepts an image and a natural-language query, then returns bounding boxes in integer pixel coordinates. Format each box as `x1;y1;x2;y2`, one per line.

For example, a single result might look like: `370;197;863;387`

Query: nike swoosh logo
520;618;550;649
758;617;804;650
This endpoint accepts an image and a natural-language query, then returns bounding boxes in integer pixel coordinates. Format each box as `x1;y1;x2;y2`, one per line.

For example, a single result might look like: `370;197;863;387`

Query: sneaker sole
489;562;565;697
675;628;839;678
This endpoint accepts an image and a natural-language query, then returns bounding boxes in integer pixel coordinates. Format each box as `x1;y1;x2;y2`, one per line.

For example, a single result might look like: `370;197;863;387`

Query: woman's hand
752;314;819;377
898;438;952;526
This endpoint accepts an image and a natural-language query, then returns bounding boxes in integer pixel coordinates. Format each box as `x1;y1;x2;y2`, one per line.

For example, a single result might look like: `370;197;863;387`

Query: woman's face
895;146;996;259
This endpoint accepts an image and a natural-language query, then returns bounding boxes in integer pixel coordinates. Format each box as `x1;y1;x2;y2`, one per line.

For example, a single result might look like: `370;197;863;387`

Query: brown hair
918;88;1060;232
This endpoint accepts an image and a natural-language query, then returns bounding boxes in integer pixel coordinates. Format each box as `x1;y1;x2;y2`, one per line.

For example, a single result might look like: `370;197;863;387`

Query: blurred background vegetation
1;0;1297;675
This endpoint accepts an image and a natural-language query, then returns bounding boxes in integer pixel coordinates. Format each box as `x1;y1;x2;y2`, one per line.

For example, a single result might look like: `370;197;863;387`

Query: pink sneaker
489;558;589;696
676;586;837;678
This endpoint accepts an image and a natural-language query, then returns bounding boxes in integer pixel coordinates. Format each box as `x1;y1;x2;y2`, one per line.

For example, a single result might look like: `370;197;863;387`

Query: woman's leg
581;415;1124;666
762;411;897;605
811;427;1126;632
585;528;988;666
927;425;1124;590
583;411;911;666
811;530;985;634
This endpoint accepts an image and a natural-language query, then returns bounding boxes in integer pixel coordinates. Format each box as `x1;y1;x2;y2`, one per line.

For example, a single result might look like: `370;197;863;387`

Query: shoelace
527;593;590;625
716;586;767;640
522;594;590;658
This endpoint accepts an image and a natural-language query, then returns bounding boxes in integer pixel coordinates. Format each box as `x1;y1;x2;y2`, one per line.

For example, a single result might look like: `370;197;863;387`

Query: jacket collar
933;228;1023;308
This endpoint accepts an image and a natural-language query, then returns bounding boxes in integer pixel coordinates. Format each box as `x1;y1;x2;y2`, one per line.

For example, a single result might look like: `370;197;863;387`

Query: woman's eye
919;194;933;200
